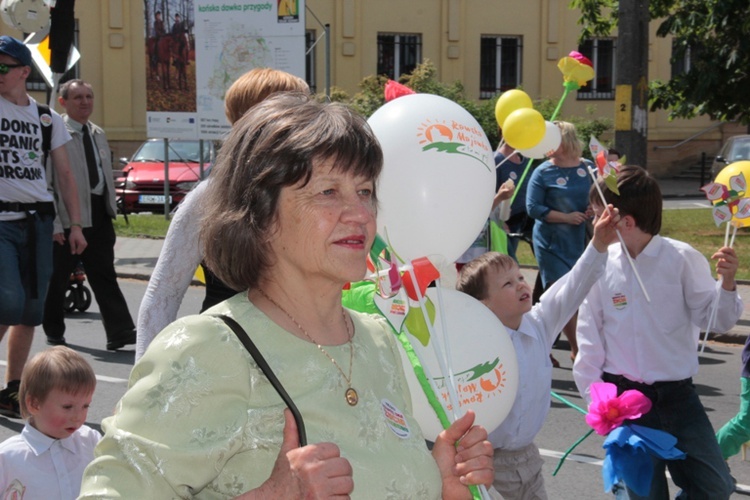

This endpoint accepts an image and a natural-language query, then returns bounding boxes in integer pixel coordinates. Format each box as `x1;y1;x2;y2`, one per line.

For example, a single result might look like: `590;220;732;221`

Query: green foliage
570;0;750;124
329;60;610;151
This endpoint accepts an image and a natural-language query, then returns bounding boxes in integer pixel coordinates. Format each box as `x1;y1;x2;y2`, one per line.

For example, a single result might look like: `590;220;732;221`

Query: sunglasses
0;63;24;75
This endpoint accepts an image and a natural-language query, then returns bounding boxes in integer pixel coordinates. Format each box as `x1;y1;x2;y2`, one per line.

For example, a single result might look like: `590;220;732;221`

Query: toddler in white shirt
0;346;101;500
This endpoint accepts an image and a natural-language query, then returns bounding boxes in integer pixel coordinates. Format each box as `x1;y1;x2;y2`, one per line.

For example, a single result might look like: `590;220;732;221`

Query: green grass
515;208;750;281
114;208;750;281
113;213;172;239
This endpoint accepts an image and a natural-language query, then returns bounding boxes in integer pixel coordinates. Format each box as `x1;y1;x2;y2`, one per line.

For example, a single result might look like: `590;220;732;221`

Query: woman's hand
239;409;353;499
545;209;588;226
432;410;494;499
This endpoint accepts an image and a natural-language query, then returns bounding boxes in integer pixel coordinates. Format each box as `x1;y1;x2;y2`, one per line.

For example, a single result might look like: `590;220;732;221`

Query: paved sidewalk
112;176;750;345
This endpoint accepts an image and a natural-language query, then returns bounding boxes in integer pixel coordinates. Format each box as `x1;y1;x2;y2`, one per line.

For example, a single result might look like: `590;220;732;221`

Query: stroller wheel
64;286;77;313
76;286;92;312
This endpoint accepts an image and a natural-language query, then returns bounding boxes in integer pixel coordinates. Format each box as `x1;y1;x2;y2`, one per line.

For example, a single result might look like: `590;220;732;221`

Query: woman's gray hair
200;92;383;291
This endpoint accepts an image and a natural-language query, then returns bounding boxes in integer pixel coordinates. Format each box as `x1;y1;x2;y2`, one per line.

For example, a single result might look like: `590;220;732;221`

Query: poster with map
194;0;306;139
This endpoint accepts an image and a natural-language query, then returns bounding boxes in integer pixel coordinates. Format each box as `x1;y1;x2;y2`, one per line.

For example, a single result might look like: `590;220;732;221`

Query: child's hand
591;204;620;253
493;179;515;204
712;246;738;290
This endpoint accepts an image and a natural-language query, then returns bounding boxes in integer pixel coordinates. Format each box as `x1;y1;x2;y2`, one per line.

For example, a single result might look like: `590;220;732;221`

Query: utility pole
614;0;650;168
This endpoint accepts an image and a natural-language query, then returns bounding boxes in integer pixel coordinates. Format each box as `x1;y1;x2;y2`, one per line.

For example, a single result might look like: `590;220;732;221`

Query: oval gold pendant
345;387;359;406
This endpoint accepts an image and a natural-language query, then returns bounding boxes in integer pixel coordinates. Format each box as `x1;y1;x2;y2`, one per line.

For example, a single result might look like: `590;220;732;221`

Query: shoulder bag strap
214;314;307;446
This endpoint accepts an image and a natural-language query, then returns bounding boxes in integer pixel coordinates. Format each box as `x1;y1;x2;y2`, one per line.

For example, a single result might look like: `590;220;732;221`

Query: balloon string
495;150;518;169
392;328;484;500
406;268;461;420
508;85;571;207
393;330;451;429
433;279;459;414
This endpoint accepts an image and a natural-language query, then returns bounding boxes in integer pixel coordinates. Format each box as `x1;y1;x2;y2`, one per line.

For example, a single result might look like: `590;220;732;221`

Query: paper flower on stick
701;172;747;227
602;424;686;496
586;383;685;496
586;382;651;435
589;137;621;195
384;80;416;102
558;51;595;90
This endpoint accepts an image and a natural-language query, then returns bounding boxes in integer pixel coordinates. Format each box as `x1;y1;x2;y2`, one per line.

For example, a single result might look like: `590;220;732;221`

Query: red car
116;139;215;213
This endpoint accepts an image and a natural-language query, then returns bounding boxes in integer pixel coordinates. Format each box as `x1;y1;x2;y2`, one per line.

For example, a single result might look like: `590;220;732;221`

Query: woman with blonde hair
526;121;593;362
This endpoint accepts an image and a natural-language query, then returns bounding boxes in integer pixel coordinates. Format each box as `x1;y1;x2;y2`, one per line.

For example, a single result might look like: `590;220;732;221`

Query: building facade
2;0;735;176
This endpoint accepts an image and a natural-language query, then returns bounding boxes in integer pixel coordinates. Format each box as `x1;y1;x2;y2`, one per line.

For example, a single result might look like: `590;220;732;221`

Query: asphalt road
2;278;750;498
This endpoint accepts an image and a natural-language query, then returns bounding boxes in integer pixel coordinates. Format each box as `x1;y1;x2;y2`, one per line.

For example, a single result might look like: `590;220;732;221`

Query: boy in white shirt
0;346;101;499
574;165;742;499
456;204;619;499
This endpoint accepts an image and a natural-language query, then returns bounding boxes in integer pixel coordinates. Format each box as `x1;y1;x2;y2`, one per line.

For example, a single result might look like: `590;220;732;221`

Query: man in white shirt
0;36;86;419
574;165;742;499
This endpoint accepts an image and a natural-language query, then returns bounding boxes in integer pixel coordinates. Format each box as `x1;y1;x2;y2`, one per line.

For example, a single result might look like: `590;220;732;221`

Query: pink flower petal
384;80;416;102
589;382;618;406
569;50;593;67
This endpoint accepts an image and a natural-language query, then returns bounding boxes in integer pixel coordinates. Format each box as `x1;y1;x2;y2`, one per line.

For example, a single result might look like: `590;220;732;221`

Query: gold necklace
257;289;358;406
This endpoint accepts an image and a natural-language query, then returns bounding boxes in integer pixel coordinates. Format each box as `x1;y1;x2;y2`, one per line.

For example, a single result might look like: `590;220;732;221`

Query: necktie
82;124;98;188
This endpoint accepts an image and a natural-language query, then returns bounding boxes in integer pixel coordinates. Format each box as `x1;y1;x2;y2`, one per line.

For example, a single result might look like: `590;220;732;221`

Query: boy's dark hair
18;346;96;419
590;164;662;235
456;251;518;301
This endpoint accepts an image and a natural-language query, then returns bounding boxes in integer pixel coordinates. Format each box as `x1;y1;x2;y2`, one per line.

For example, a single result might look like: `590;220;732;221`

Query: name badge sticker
381;399;411;439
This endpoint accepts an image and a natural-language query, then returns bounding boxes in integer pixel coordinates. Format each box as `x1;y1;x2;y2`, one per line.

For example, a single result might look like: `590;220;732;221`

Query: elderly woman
79;93;494;498
136;68;310;361
526;121;593;361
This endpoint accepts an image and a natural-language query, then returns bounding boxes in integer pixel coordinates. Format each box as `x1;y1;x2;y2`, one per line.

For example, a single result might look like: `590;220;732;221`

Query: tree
332;60;612;152
571;0;750;124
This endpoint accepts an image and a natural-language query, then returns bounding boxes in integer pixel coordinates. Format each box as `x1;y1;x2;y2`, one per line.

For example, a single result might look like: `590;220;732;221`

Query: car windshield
133;141;211;163
729;139;750;162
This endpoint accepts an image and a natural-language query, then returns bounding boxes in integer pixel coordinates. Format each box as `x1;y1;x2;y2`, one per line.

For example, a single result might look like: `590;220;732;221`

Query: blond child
0;346;100;499
456;203;619;499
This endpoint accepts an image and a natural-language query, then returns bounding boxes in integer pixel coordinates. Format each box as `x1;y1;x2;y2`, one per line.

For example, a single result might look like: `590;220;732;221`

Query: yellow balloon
713;161;750;228
714;160;750;190
503;108;546;150
495;89;533;128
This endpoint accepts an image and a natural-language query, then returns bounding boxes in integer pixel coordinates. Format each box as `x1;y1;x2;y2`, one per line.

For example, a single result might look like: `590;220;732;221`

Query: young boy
0;346;101;499
456;203;620;499
573;165;742;499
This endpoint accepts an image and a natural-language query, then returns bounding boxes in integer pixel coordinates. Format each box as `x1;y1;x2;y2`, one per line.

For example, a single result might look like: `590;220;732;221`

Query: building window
25;20;81;92
577;38;616;100
305;29;316;94
479;36;522;99
377;33;421;80
671;39;701;78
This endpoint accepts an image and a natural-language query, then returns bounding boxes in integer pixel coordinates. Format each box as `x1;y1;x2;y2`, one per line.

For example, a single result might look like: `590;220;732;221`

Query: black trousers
43;195;135;342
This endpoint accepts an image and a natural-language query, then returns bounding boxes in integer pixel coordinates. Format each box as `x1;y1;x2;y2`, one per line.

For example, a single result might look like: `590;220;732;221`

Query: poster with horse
145;0;198;138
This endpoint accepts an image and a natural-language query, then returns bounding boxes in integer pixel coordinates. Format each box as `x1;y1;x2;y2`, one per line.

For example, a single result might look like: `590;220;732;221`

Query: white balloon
396;288;519;441
516;121;562;159
368;94;496;263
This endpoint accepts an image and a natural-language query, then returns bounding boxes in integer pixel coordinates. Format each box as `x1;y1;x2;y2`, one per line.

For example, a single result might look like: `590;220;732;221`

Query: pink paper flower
585;382;652;435
557;51;596;88
384;80;416;102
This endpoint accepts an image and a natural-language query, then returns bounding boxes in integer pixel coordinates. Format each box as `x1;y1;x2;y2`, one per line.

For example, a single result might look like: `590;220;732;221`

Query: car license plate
139;195;172;204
